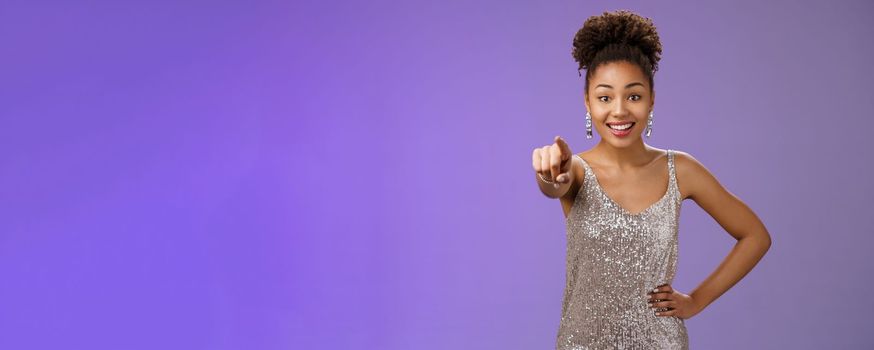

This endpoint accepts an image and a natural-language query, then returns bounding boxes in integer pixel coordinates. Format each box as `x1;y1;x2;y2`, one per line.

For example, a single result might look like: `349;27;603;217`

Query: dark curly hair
571;9;662;95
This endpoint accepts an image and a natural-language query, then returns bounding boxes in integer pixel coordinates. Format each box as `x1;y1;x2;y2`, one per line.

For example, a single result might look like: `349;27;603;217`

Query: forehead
589;61;647;87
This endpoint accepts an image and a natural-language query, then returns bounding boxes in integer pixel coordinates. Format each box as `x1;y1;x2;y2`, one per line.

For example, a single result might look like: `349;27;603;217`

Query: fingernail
652;288;658;293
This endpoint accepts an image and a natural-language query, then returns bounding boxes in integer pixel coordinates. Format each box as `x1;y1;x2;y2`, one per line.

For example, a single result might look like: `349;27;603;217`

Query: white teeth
608;123;633;130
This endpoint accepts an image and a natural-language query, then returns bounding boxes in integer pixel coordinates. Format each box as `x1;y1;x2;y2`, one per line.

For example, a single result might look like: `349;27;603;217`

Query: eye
629;94;641;101
598;96;609;103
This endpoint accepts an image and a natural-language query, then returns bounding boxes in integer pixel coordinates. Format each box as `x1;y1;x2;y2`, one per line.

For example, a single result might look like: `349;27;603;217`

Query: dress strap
666;149;681;203
666;149;675;182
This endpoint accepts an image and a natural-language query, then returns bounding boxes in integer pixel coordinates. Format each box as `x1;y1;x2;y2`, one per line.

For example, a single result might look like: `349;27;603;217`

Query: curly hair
571;9;663;94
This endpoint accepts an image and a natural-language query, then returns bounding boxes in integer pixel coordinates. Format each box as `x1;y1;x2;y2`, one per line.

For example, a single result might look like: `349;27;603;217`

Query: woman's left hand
647;284;703;320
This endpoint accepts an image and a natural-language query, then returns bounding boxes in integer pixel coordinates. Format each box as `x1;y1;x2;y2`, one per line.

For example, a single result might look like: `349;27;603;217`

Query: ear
650;89;655;110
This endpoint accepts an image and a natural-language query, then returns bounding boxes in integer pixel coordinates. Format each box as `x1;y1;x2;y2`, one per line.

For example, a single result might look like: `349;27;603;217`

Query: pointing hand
532;135;573;187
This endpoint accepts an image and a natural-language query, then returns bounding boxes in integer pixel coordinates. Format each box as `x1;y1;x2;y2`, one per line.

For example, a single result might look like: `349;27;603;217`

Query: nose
610;98;630;119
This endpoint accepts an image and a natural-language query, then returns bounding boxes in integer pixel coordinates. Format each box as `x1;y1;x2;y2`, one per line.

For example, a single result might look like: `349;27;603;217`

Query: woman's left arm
649;151;772;319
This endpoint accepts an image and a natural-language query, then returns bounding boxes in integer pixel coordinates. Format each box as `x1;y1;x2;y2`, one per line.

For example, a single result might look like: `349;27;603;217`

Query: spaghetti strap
667;149;675;184
666;149;681;204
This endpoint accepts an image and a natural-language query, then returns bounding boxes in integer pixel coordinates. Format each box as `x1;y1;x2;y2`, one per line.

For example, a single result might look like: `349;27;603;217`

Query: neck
593;139;651;169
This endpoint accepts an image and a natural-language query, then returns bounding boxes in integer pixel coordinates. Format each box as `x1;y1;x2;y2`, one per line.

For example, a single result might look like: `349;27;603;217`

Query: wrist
689;293;709;314
538;172;556;183
538;167;572;183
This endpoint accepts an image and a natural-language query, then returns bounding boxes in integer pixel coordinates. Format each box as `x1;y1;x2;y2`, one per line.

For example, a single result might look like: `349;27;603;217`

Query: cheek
592;110;610;122
589;113;606;124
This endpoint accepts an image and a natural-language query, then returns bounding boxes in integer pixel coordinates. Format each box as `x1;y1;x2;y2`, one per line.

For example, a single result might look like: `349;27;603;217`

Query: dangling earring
585;112;593;139
645;110;653;138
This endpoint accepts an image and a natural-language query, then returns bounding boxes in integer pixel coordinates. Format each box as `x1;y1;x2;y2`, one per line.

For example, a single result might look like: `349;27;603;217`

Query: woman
532;10;771;349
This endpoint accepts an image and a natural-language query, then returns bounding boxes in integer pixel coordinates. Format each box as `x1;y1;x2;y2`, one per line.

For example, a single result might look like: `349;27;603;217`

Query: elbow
738;228;771;254
756;229;772;255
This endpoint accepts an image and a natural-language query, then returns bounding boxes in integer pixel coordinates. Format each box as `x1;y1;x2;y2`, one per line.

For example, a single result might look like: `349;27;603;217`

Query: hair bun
572;9;662;73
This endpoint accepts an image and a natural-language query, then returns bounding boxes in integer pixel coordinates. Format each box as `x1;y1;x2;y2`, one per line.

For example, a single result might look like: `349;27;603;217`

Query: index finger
648;284;672;294
553;135;572;159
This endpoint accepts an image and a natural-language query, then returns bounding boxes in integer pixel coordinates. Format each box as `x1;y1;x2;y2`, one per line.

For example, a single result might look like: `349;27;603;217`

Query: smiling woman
531;9;772;350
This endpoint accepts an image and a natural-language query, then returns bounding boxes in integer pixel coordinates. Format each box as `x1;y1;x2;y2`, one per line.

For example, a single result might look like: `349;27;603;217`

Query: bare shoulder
671;149;723;202
574;149;599;168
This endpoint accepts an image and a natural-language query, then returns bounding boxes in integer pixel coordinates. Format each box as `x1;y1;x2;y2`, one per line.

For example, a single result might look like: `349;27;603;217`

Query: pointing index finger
553;136;572;159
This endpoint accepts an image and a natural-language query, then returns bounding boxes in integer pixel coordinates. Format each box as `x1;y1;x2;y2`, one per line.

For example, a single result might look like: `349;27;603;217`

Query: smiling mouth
607;122;635;131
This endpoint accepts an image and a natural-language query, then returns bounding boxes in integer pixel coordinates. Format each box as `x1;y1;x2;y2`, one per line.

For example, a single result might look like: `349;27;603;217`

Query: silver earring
645;111;653;138
585;112;592;139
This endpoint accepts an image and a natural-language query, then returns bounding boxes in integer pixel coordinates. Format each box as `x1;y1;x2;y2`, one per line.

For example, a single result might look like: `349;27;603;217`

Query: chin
606;138;638;147
598;128;642;146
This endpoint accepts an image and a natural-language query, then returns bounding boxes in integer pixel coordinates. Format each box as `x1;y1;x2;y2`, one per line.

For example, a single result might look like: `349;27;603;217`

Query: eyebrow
594;82;645;89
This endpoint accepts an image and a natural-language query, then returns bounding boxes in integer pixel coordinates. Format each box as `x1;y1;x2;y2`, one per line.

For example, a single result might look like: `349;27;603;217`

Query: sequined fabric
557;149;688;350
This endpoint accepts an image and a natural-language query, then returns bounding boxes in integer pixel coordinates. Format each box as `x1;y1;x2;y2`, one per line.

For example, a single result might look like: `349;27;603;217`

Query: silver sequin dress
556;149;689;350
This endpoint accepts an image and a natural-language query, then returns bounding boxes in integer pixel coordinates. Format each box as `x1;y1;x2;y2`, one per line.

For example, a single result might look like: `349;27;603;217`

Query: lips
607;122;635;131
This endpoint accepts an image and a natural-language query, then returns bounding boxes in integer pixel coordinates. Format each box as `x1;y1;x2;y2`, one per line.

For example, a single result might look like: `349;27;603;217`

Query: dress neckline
576;150;674;217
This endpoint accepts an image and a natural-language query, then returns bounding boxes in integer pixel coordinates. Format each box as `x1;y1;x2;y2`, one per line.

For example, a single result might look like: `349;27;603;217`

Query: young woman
531;10;771;349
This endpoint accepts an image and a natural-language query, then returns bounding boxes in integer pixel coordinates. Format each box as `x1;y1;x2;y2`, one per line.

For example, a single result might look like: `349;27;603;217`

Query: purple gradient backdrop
2;0;872;349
